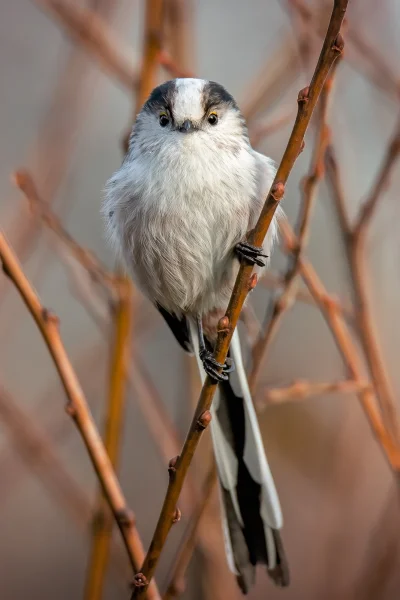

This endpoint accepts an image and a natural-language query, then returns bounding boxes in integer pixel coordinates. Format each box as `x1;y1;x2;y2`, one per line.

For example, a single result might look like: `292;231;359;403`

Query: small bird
103;78;289;593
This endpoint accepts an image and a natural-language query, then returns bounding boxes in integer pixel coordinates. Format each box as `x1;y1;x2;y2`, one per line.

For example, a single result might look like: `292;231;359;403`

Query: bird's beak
178;120;194;133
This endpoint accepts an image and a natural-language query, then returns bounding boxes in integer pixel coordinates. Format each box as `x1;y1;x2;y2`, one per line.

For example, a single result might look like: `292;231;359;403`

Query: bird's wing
156;304;193;353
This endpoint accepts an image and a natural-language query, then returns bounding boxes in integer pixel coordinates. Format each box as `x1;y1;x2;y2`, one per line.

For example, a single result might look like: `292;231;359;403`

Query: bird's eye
159;112;170;127
208;112;218;125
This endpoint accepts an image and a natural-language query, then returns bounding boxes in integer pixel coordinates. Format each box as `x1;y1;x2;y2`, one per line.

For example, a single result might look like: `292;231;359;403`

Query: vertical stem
84;279;132;600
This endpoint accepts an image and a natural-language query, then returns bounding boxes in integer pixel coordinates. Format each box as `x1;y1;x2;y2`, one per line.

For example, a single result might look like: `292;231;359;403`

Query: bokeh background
1;0;400;599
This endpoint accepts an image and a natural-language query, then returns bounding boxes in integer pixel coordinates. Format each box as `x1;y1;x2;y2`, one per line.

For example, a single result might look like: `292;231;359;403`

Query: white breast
104;136;259;316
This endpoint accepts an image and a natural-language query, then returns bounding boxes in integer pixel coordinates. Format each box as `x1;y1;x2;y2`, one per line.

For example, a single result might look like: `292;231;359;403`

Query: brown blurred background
1;0;400;599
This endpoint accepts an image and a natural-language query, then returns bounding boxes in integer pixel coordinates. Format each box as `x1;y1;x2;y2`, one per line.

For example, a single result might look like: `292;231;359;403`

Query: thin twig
249;108;295;148
36;0;138;89
260;270;354;316
84;279;132;600
287;0;400;98
13;169;116;294
36;0;192;94
279;218;400;472
0;385;92;527
240;39;301;124
257;379;371;409
0;377;130;589
326;122;400;442
249;58;339;393
131;3;348;596
0;231;161;600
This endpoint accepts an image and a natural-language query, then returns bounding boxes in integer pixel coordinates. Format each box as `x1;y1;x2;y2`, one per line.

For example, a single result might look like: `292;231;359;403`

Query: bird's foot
199;349;235;382
235;241;268;267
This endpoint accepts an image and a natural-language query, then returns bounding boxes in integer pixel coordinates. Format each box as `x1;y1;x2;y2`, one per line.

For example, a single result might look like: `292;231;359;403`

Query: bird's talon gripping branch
199;348;234;382
236;241;268;267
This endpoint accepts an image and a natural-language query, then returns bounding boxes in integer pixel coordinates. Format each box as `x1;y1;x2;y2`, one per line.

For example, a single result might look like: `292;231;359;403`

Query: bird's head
130;78;248;154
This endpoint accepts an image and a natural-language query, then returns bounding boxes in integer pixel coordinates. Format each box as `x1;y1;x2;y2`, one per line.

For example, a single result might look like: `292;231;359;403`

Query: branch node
42;308;59;326
116;507;136;527
298;140;306;157
172;507;181;523
131;573;148;589
196;410;212;430
168;455;179;476
217;315;230;334
297;86;310;104
332;33;345;54
248;273;258;291
271;181;285;201
65;402;77;418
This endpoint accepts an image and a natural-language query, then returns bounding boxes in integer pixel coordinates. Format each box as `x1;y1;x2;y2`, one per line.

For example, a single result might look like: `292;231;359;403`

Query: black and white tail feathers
188;321;289;593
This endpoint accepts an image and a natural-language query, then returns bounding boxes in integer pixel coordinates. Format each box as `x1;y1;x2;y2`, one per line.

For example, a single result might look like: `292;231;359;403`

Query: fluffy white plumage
103;78;282;318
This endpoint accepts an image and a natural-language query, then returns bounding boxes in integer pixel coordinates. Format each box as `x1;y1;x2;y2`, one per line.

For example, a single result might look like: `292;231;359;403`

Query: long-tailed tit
103;78;289;593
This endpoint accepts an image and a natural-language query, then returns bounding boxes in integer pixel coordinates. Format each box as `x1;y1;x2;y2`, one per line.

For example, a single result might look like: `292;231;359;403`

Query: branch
131;2;348;596
353;122;400;238
14;169;116;294
240;39;301;123
260;270;354;317
35;0;138;89
163;0;196;75
326;121;400;443
122;0;165;153
84;279;132;600
35;0;193;94
287;0;400;98
249;108;294;147
278;218;400;472
0;231;161;600
257;379;371;409
249;57;338;393
163;462;217;600
0;385;92;527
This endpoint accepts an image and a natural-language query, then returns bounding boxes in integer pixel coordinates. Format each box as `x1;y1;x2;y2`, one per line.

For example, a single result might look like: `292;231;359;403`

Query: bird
103;78;289;593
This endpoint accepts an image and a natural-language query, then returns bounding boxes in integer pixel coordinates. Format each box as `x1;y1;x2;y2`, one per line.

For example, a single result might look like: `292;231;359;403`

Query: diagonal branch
249;57;339;393
279;218;400;472
0;231;161;600
14;169;116;294
35;0;138;89
130;2;348;596
35;0;192;92
163;462;217;600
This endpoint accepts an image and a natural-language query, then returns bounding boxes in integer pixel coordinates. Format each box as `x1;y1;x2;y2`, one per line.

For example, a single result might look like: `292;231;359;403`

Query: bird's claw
199;349;235;382
236;242;268;267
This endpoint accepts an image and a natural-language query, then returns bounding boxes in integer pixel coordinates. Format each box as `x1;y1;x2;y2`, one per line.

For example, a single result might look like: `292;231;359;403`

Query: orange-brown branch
0;231;161;600
84;279;132;600
258;379;371;409
249;59;338;393
163;462;217;600
279;219;400;471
